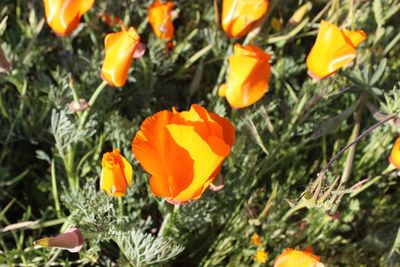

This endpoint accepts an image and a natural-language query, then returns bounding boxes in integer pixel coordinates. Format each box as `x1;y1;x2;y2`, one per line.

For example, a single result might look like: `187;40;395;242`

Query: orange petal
389;137;400;169
132;111;194;198
166;124;229;202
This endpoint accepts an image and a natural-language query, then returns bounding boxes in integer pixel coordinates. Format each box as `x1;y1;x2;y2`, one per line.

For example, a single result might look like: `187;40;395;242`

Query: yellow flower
251;233;263;246
255;249;268;264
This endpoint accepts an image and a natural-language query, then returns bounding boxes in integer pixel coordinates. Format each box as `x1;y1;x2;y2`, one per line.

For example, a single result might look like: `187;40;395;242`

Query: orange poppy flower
100;25;142;87
389;137;400;169
218;44;271;109
100;149;133;197
222;0;269;38
147;0;175;40
131;104;235;204
273;249;324;267
306;20;366;80
43;0;95;36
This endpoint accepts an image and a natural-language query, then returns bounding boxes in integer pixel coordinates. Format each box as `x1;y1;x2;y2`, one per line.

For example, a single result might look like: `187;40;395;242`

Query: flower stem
158;205;180;237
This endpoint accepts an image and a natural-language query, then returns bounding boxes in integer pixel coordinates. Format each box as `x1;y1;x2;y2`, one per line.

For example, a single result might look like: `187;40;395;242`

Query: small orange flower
218;44;271;109
222;0;269;38
389;137;400;169
43;0;95;36
132;104;235;204
273;249;324;267
251;233;263;246
100;25;141;87
147;0;175;41
100;149;133;197
306;20;366;80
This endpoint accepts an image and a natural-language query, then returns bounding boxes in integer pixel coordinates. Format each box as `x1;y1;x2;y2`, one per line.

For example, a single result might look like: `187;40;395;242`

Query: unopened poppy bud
219;44;271;108
34;228;83;253
0;47;10;73
289;2;312;25
100;25;141;87
68;99;88;113
306;20;366;80
100;149;133;196
147;0;175;41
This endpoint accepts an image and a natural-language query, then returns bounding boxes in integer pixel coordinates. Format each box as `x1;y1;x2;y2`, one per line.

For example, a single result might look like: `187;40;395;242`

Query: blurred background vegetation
1;0;400;266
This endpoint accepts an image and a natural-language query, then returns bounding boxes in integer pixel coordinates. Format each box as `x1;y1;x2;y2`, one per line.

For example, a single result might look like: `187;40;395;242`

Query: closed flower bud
100;149;133;196
132;104;235;204
100;25;142;87
289;2;312;25
43;0;95;36
219;44;271;108
273;249;325;267
34;228;83;253
0;47;10;73
306;20;366;80
147;0;175;41
389;137;400;169
222;0;269;38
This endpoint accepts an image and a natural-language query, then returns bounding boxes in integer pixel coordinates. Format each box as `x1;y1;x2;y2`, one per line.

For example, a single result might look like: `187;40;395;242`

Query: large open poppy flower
43;0;95;36
131;104;235;204
219;44;271;109
222;0;269;38
306;20;366;80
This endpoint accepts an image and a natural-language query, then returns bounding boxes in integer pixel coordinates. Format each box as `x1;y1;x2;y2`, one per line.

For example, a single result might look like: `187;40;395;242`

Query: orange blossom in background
43;0;95;36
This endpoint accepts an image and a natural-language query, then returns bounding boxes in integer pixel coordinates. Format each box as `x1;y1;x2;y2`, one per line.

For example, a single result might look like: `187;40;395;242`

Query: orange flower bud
132;104;235;204
43;0;95;36
100;149;133;197
100;25;141;87
218;44;271;109
306;20;366;80
273;249;325;267
147;0;175;41
0;47;10;73
289;2;312;25
34;228;83;253
98;12;122;27
222;0;269;38
389;137;400;169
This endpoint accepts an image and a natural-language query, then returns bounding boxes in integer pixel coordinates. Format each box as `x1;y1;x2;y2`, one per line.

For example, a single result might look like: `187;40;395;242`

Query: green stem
78;80;108;130
158;205;180;237
51;159;61;218
66;80;108;191
350;165;396;197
